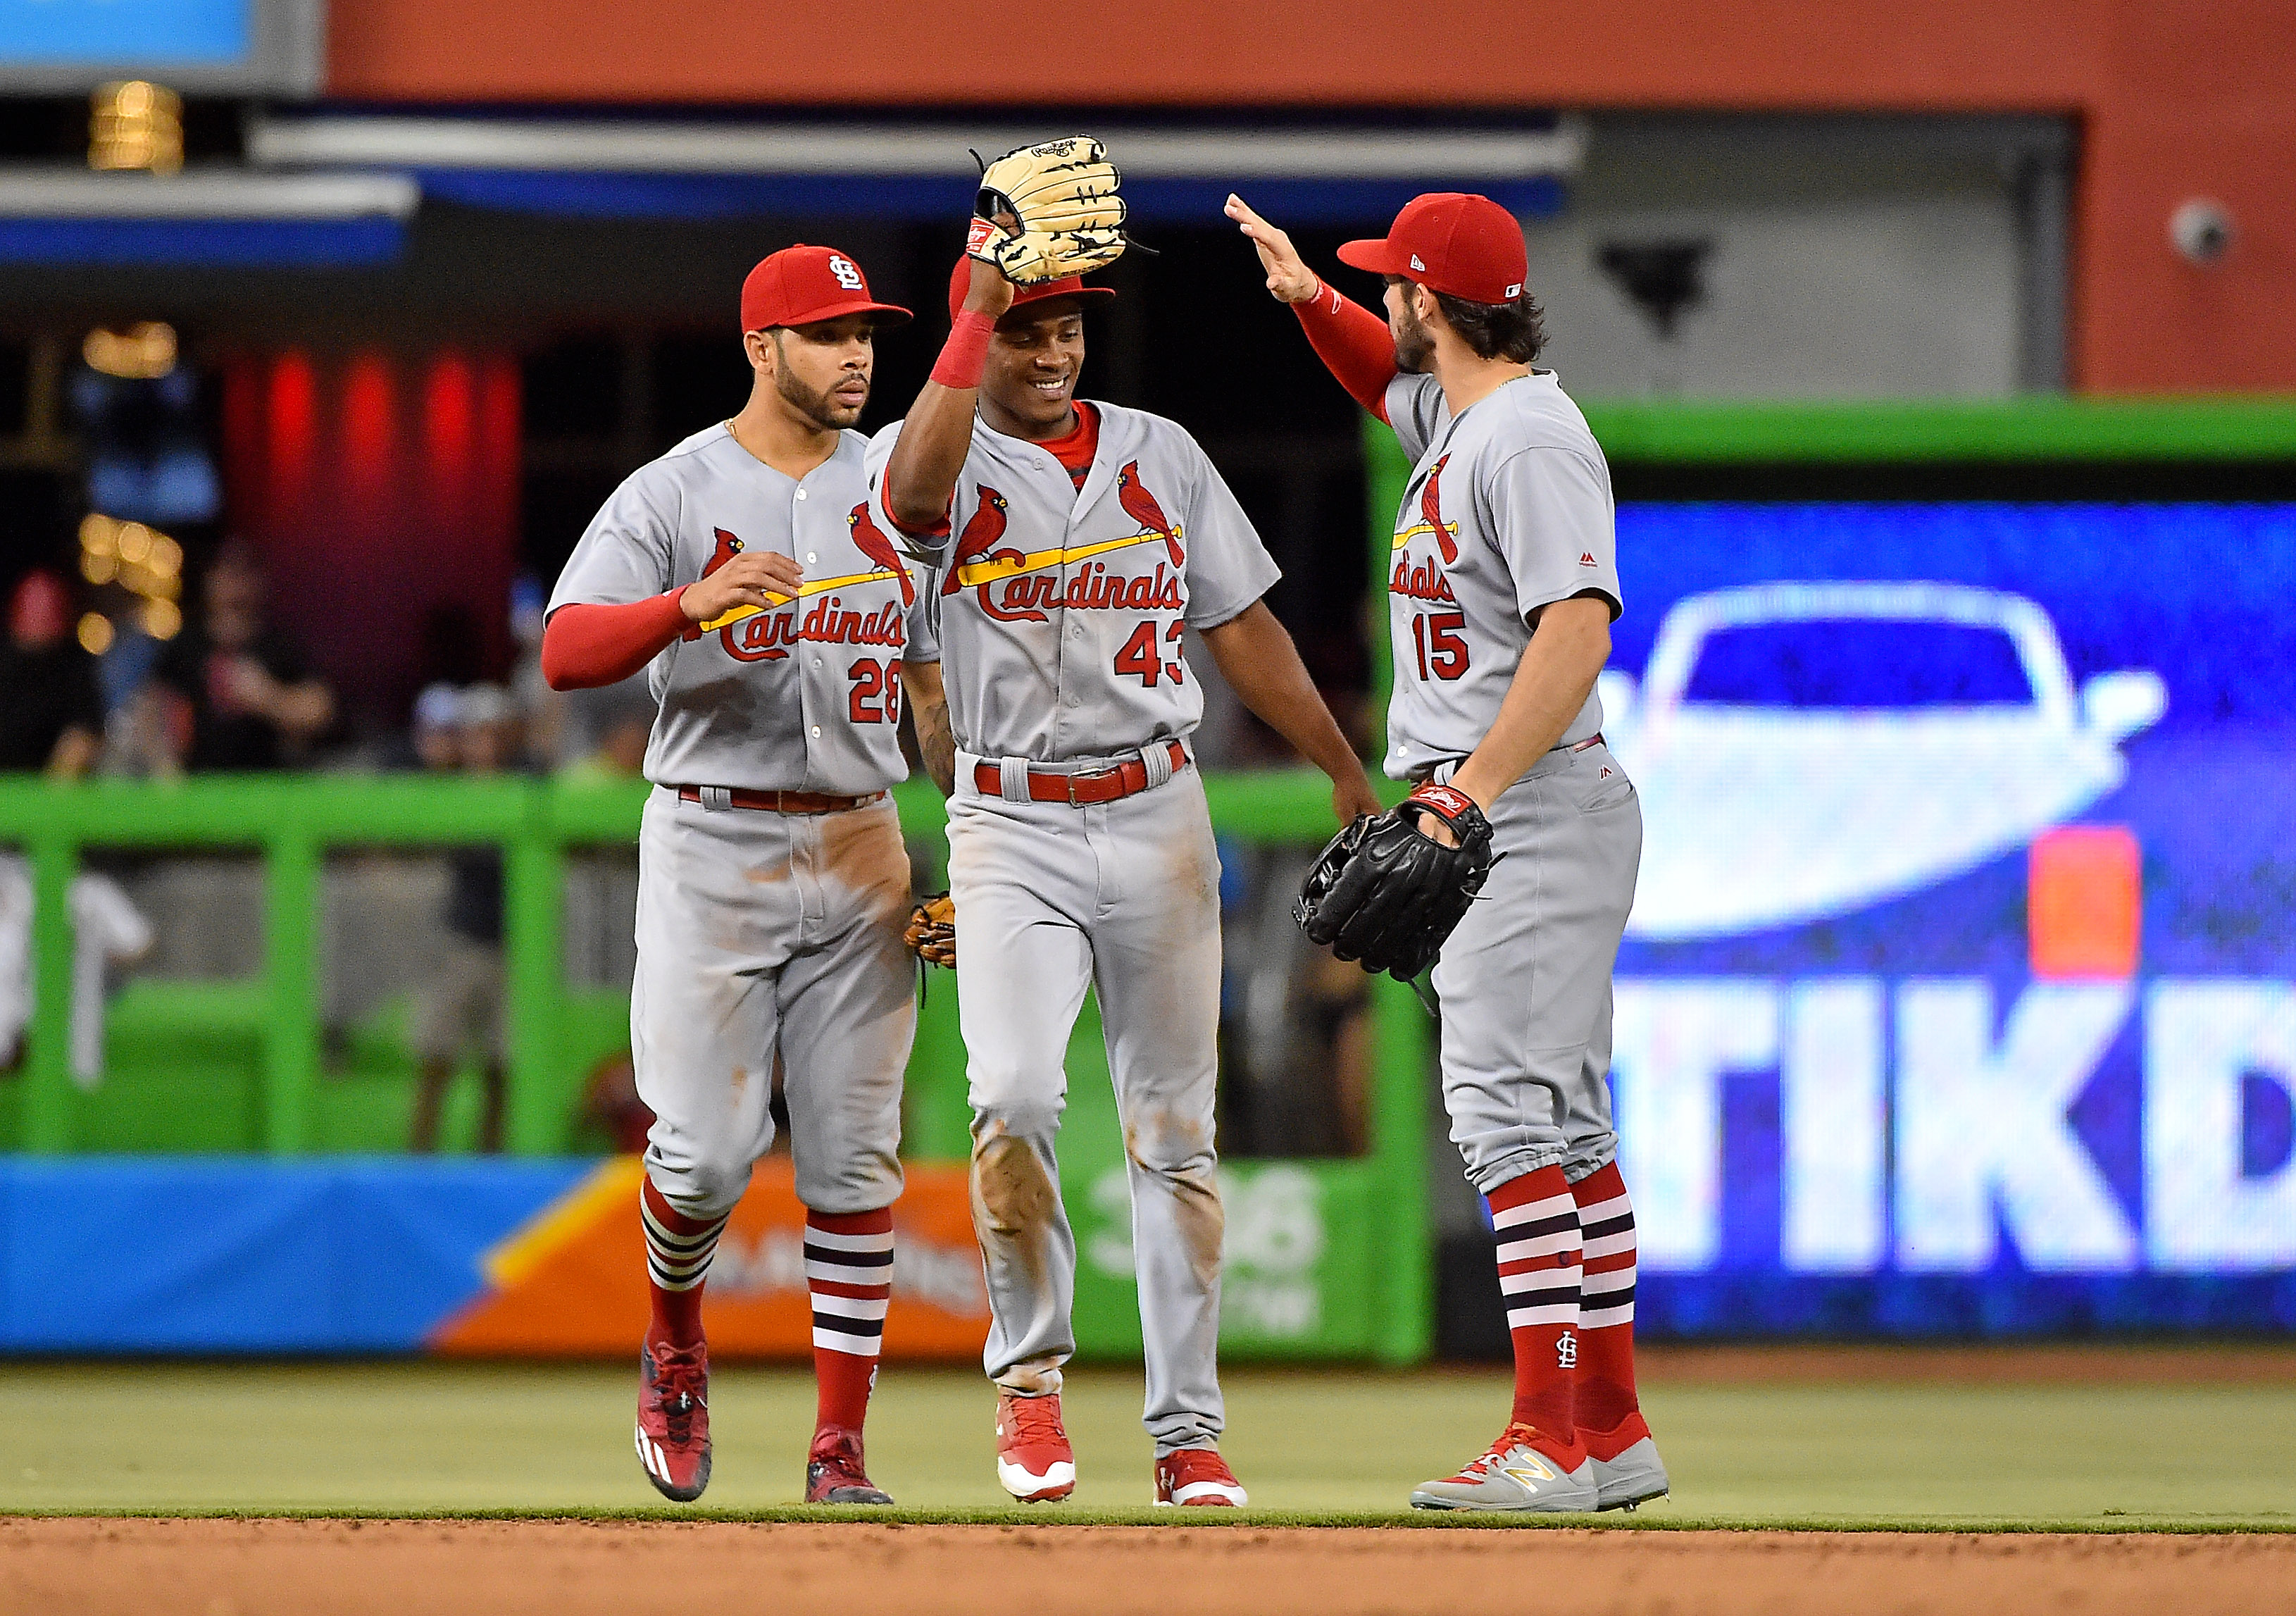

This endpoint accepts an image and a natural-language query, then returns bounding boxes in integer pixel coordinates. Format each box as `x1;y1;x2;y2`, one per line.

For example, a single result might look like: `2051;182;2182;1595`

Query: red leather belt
972;741;1190;806
677;785;887;814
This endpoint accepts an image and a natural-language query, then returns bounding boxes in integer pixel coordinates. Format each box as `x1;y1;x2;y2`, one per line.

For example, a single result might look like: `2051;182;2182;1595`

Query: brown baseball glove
904;891;956;967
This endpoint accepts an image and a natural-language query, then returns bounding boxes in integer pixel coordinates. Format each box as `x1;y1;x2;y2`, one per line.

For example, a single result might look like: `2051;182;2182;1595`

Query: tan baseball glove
967;136;1128;284
904;891;956;968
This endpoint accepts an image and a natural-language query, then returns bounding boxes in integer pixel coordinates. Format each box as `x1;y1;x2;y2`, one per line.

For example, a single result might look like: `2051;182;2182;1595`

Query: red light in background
423;352;475;487
266;350;316;515
343;352;395;500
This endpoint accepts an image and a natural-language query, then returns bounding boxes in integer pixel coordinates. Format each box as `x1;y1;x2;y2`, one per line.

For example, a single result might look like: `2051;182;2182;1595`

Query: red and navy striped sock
1570;1160;1651;1461
640;1175;728;1349
1488;1164;1585;1469
806;1207;894;1434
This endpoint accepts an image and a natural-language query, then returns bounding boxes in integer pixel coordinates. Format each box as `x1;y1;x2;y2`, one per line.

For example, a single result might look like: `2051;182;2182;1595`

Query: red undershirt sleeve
542;591;690;690
1292;280;1399;422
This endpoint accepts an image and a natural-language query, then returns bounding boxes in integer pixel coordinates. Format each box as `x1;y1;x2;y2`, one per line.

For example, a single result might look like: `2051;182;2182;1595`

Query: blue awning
409;167;1566;225
256;116;1582;225
0;171;417;266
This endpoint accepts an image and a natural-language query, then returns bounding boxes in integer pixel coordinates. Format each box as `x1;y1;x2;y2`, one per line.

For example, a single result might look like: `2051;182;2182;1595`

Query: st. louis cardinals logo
827;254;863;291
688;521;911;662
847;502;914;607
1394;454;1460;564
1390;454;1461;606
949;464;1187;624
945;485;1015;597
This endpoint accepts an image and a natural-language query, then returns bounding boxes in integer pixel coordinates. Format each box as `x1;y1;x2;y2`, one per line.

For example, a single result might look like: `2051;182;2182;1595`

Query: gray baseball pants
1430;739;1642;1192
631;788;914;1220
947;750;1226;1456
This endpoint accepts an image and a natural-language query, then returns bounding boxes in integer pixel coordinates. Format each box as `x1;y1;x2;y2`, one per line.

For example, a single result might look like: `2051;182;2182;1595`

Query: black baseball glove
1294;783;1495;983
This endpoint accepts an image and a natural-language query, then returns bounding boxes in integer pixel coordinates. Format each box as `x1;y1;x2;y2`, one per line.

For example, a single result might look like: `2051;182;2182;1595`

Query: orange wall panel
323;0;2296;393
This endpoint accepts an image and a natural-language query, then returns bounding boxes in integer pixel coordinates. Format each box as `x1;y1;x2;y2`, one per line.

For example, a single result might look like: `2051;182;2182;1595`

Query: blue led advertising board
1599;503;2296;1335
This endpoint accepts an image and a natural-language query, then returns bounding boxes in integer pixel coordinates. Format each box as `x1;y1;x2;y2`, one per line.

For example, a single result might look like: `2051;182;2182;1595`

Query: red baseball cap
741;245;911;332
946;256;1117;324
1337;193;1529;305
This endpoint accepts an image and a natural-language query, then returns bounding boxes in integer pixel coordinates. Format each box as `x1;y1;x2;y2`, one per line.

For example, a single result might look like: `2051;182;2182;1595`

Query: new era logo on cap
1409;254;1427;272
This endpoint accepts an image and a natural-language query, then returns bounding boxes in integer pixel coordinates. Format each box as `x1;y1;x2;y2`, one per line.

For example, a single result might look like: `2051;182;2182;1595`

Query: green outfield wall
0;771;1433;1364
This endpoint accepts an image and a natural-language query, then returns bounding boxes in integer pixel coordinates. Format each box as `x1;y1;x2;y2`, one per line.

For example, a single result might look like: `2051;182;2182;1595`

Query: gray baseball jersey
863;400;1279;762
862;398;1277;1463
1377;368;1643;1207
549;423;936;795
1381;370;1621;781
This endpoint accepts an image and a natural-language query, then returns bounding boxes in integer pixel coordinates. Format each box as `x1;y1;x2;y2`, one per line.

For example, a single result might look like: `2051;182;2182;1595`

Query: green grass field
4;1360;2293;1530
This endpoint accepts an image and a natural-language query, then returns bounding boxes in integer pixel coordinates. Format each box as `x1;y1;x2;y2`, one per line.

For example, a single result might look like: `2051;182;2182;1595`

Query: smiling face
749;313;877;432
979;298;1086;440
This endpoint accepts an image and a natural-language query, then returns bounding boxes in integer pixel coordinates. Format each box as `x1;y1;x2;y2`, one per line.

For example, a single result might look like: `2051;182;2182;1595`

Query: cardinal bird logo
1116;461;1185;569
947;485;1013;595
847;502;915;607
1421;455;1459;565
683;528;745;640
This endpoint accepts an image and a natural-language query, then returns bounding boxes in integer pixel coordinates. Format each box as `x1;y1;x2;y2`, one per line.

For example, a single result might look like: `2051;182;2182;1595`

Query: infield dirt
8;1517;2295;1616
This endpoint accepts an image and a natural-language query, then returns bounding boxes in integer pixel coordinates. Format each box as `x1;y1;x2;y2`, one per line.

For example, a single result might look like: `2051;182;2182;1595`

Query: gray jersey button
796;489;808;501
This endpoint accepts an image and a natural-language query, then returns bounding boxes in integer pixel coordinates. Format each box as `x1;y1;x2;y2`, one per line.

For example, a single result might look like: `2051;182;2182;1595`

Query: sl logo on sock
1555;1331;1578;1370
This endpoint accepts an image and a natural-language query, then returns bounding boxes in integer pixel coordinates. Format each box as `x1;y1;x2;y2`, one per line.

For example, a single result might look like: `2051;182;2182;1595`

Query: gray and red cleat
806;1426;894;1505
1154;1448;1248;1508
994;1390;1076;1503
635;1333;711;1502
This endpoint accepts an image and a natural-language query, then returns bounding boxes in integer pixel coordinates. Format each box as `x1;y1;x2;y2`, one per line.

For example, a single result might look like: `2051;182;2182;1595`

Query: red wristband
931;309;995;390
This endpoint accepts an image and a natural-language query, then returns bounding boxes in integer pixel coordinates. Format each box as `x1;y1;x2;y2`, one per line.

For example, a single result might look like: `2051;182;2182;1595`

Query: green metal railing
0;769;1434;1361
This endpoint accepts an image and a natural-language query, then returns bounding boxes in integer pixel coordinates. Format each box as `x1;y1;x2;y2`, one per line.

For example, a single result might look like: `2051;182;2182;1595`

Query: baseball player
1232;191;1667;1512
868;156;1381;1506
542;244;929;1507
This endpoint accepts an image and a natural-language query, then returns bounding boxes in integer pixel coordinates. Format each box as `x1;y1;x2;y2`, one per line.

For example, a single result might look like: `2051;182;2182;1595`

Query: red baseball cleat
635;1332;711;1503
1154;1448;1248;1508
994;1390;1075;1502
806;1426;894;1505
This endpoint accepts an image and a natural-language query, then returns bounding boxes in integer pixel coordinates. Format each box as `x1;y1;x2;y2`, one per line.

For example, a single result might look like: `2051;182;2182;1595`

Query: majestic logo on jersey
828;254;864;291
947;466;1187;625
690;523;910;661
946;485;1015;597
847;502;915;607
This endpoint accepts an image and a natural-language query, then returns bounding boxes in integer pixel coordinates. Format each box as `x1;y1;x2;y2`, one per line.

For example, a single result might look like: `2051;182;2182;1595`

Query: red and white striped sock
1488;1164;1584;1469
1570;1160;1651;1462
806;1207;894;1434
640;1175;728;1349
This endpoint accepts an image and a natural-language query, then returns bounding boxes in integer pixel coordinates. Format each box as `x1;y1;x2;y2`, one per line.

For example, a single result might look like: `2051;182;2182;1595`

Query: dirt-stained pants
946;751;1225;1456
631;788;914;1220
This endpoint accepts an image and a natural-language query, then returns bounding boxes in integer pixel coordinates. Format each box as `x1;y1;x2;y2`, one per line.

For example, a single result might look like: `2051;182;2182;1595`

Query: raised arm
1199;602;1383;824
881;260;1015;533
1226;194;1399;421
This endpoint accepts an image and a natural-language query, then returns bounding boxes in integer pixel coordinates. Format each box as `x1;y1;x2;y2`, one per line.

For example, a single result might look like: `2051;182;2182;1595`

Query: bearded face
1390;285;1437;375
772;331;867;430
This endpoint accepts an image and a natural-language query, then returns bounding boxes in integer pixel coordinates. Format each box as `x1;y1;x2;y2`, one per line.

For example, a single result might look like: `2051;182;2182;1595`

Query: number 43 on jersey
1113;619;1187;686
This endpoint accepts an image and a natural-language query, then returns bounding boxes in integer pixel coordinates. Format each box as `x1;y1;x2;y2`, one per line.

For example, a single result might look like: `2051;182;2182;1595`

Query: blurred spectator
151;541;335;769
557;680;654;783
408;684;518;1154
0;572;105;778
509;576;566;768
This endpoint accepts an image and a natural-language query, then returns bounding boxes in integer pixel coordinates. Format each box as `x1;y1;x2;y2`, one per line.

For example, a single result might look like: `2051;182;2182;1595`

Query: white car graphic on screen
1598;582;2166;940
